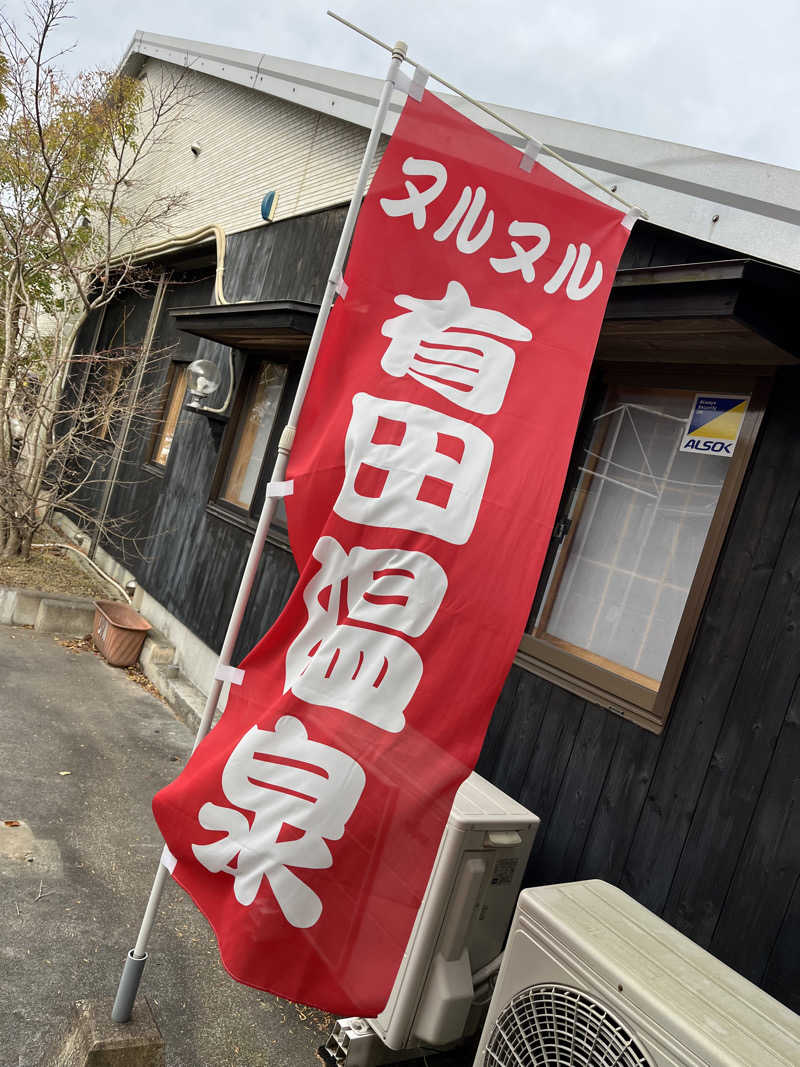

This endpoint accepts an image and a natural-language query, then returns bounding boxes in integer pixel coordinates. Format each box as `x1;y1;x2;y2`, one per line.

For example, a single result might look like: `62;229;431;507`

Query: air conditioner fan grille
484;983;652;1066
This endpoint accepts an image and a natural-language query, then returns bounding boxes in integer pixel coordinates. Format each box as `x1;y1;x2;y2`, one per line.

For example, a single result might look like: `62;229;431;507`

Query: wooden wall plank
480;669;551;799
223;205;347;306
475;669;523;785
534;704;622;884
761;874;800;1013
258;207;347;304
236;546;299;662
224;226;278;302
709;680;800;982
576;718;661;883
663;489;800;946
617;221;737;271
517;687;586;869
618;226;657;270
619;368;800;912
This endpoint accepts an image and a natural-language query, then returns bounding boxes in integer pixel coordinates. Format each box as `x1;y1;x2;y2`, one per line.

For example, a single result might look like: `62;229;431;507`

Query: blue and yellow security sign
680;394;749;457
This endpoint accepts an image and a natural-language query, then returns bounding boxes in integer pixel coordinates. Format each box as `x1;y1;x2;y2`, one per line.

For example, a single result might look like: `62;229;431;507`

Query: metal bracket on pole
111;36;410;1026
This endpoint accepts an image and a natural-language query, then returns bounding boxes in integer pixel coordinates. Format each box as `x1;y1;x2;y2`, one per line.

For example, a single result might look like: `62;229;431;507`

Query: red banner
152;90;630;1015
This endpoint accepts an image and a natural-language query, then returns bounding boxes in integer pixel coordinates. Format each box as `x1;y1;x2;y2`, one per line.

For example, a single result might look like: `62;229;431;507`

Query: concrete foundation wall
51;514;227;711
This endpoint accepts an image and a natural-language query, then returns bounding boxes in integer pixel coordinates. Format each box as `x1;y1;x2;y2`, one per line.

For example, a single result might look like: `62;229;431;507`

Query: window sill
514;634;665;734
142;461;167;478
206;499;256;534
206;499;291;551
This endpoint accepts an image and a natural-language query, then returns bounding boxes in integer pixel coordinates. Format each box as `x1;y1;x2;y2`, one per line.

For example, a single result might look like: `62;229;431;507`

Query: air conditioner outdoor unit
474;879;800;1067
322;772;539;1066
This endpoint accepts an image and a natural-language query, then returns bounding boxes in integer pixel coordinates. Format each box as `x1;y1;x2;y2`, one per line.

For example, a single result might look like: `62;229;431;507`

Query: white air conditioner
322;773;539;1066
474;880;800;1067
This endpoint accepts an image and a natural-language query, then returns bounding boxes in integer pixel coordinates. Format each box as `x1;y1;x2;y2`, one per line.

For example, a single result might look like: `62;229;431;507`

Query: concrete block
38;998;164;1066
13;590;42;626
139;630;175;670
0;586;16;625
159;672;205;734
35;598;96;635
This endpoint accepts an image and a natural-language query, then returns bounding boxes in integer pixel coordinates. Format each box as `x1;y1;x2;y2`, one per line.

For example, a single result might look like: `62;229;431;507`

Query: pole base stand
37;997;163;1067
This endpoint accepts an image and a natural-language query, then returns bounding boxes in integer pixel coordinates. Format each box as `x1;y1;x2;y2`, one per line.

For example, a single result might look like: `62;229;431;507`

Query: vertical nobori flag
152;90;631;1015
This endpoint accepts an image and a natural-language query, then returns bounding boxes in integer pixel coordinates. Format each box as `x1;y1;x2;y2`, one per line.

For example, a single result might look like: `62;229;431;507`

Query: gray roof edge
121;31;800;272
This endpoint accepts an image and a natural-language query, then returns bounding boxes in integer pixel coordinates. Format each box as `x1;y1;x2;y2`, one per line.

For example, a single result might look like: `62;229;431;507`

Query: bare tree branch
0;0;194;558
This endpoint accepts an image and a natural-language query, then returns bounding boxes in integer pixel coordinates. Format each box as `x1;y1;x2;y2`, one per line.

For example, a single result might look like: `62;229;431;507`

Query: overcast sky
4;0;800;170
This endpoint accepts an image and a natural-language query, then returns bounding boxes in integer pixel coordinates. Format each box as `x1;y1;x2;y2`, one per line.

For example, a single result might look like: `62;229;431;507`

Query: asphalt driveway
0;625;332;1067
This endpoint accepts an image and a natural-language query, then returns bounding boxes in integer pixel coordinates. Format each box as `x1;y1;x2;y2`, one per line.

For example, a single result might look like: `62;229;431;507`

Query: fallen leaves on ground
54;635;166;704
0;535;118;599
124;662;167;703
56;635;95;654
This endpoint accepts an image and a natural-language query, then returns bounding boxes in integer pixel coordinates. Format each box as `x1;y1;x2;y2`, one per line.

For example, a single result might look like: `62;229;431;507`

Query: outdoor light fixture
186;359;222;409
260;190;279;221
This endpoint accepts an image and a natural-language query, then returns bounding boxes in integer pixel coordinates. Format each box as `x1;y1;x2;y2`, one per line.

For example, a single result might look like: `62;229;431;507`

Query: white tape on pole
412;65;429;97
394;66;429;101
621;208;646;230
520;138;543;172
214;664;246;686
333;271;349;298
266;479;294;498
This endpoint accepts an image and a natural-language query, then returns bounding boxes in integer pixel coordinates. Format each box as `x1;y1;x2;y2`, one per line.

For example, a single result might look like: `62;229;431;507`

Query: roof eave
121;31;800;272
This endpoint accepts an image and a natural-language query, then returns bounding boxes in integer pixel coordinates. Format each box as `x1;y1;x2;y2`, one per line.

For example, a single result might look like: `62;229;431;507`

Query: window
85;357;127;440
220;362;288;509
150;363;188;467
85;289;159;441
519;367;768;732
207;358;299;541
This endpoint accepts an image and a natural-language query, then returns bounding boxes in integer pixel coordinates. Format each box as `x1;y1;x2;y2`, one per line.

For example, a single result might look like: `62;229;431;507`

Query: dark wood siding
78;209;798;1012
617;219;738;270
477;361;800;1013
90;207;347;656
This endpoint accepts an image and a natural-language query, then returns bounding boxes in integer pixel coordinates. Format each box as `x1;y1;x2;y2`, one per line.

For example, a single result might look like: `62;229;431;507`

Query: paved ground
0;626;333;1067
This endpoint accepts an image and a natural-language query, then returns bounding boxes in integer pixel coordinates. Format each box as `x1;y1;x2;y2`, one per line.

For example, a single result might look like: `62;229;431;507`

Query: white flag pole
111;38;410;1025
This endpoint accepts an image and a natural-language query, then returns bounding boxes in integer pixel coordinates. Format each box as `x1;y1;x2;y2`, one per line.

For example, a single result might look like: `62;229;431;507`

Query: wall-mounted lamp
190;142;202;157
261;190;279;222
186;359;222;410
